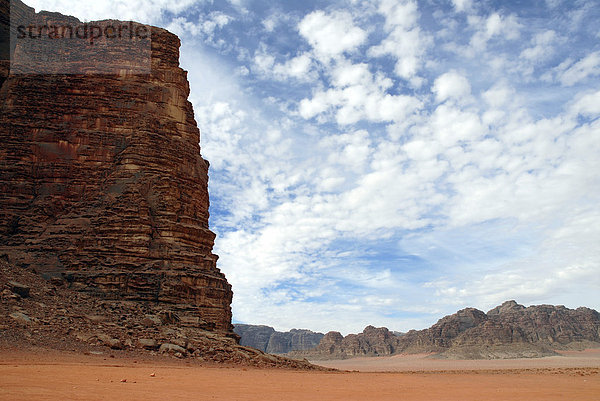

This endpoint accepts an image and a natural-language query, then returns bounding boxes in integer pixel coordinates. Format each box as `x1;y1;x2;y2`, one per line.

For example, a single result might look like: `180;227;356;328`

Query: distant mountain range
398;300;600;359
243;301;600;360
233;324;324;354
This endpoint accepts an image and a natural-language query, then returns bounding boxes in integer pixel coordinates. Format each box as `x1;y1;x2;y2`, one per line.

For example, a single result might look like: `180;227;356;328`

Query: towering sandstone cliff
0;0;232;333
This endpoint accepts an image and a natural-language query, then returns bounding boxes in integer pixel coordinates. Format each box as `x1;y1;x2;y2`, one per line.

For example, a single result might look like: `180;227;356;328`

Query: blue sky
30;0;600;334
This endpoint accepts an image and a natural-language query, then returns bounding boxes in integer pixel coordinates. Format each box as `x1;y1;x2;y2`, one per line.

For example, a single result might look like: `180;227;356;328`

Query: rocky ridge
289;326;403;360
401;301;600;359
291;301;600;360
234;324;324;354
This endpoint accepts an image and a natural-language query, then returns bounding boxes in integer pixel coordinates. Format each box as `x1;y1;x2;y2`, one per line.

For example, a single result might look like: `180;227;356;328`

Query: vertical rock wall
0;0;233;333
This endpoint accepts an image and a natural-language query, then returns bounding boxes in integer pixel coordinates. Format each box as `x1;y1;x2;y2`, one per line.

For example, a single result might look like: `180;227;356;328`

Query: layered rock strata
267;329;324;354
293;301;600;360
0;0;232;333
234;324;324;354
290;326;402;360
398;301;600;358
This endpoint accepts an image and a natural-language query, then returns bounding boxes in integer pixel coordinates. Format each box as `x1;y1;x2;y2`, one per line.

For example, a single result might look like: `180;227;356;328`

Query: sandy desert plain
0;348;599;401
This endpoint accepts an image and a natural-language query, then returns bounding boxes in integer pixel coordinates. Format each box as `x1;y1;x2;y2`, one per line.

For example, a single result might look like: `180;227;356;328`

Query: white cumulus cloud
298;10;367;61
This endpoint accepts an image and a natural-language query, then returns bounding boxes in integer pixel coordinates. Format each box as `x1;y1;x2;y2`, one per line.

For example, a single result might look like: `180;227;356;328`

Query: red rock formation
398;307;489;352
316;331;344;355
293;301;600;360
0;0;233;333
290;326;401;360
396;302;600;357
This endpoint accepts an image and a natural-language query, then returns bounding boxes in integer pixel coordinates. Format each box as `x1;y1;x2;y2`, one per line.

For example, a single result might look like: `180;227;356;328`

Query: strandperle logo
16;21;150;46
10;2;152;75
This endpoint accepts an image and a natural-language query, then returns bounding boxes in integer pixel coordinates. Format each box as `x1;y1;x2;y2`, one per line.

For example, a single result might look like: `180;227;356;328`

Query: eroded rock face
266;329;325;354
396;302;600;357
0;0;233;333
233;324;324;354
0;0;14;86
286;329;325;353
292;326;402;360
234;325;276;352
295;301;600;360
398;307;489;352
312;331;343;355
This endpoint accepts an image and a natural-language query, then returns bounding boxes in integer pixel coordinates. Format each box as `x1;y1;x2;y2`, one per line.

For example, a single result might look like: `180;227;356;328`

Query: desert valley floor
1;349;598;400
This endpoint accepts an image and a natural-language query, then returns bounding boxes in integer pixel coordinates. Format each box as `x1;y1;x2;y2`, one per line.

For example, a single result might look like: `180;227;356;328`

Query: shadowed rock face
0;0;13;86
265;329;325;354
234;324;324;354
0;0;233;333
308;326;400;359
234;325;276;352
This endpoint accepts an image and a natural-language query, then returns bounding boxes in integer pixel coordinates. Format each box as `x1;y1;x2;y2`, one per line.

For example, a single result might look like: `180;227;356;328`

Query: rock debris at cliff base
0;258;323;369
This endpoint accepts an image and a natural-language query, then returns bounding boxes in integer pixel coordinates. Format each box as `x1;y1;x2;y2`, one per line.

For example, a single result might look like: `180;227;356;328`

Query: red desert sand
0;349;598;401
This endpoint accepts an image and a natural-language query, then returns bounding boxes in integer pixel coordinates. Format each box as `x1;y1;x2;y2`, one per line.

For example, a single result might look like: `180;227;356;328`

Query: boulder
97;334;123;350
138;338;159;350
159;343;187;355
9;311;32;324
7;281;30;298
